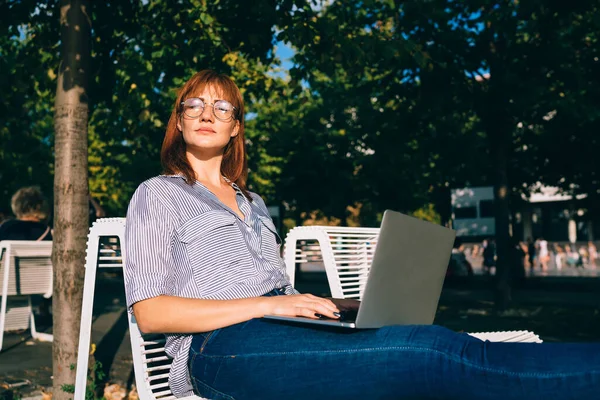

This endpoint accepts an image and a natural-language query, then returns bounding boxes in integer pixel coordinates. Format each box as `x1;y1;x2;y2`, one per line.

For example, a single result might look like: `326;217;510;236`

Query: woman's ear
230;120;240;137
176;118;182;132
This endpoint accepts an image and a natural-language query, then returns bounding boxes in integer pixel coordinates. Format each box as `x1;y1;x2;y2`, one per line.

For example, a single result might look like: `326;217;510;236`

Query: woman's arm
133;293;340;334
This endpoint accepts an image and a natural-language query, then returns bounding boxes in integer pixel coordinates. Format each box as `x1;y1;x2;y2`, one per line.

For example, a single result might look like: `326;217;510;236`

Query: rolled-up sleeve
124;183;177;312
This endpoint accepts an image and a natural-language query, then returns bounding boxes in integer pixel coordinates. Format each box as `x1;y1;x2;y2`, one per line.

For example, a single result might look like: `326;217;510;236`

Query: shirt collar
166;173;243;195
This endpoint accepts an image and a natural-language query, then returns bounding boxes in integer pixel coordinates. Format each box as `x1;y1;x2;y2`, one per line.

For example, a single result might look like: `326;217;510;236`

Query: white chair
283;226;379;299
75;218;202;400
0;240;54;351
283;225;543;343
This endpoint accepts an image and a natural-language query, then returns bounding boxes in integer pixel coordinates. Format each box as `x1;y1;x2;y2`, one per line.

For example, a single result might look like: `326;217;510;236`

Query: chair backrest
283;226;379;299
0;241;53;297
75;218;202;400
128;315;184;400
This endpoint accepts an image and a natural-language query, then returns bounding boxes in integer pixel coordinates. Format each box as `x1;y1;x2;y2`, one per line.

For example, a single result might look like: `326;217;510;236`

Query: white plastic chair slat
145;365;172;373
98;256;122;260
331;255;373;260
152;389;175;397
328;236;378;241
145;355;170;363
340;281;367;288
98;263;123;268
336;267;370;272
327;239;378;244
148;373;171;382
149;382;170;390
142;338;167;346
340;277;366;282
143;347;167;355
331;248;375;253
322;227;378;233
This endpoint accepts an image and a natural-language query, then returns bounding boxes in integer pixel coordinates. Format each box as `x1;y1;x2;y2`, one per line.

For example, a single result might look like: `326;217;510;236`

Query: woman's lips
195;127;216;133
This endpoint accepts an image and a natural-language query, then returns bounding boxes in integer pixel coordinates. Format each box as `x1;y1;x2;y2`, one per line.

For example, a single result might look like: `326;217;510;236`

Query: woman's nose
199;105;214;122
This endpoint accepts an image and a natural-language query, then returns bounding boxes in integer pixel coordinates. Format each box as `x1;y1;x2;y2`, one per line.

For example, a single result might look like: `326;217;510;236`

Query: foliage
61;360;105;400
1;0;301;216
2;0;600;228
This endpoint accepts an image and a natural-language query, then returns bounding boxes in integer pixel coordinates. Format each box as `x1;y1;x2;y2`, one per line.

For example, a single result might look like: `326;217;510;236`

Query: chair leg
74;234;101;400
0;293;6;352
29;297;53;342
0;255;11;352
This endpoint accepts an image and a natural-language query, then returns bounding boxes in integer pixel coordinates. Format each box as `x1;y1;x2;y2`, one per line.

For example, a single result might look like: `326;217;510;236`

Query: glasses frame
180;97;237;122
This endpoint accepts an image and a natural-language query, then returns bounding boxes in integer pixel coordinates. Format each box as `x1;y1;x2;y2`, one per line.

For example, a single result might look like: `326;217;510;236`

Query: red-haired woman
124;70;600;400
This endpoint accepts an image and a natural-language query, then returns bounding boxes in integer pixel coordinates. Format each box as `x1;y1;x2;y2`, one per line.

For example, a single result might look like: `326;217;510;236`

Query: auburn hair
161;70;250;199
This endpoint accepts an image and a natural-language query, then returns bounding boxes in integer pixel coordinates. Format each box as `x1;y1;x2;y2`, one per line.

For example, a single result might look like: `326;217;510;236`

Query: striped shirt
124;175;297;398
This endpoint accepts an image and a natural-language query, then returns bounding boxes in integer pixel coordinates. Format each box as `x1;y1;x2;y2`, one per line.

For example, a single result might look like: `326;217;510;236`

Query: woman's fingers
304;294;338;312
269;295;340;319
299;299;340;319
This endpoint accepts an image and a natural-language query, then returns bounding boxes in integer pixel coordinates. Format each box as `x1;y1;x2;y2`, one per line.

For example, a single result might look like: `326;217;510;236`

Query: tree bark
52;1;91;398
490;126;512;310
482;6;514;311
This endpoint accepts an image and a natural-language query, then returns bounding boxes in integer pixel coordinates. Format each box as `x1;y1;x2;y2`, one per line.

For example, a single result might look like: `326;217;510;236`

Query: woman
125;70;600;400
0;186;52;241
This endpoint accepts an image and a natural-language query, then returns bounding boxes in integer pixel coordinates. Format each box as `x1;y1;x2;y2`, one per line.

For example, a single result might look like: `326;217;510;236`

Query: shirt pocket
176;210;252;296
257;215;283;265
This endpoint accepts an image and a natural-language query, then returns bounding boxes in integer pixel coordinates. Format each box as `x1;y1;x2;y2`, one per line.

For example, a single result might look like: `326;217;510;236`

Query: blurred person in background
553;243;565;270
537;237;549;272
526;237;536;271
578;246;589;267
565;244;582;268
0;186;53;322
448;237;473;278
482;237;496;274
588;242;598;268
0;186;52;241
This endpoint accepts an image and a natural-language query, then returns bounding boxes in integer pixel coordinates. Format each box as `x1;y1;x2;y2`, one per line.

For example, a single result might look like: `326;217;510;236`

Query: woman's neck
186;151;225;187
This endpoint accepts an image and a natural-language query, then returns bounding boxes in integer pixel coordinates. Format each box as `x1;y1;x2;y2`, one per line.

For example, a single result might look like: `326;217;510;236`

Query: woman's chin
186;144;227;158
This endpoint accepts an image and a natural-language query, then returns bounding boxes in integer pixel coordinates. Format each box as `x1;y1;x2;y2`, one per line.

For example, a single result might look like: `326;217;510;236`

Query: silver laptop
264;210;456;329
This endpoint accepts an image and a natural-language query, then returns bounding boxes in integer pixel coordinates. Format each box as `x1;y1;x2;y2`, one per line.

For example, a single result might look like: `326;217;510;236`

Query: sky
275;41;295;71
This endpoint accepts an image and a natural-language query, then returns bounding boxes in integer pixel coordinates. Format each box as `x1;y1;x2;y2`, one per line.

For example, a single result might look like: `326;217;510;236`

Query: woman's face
177;85;239;157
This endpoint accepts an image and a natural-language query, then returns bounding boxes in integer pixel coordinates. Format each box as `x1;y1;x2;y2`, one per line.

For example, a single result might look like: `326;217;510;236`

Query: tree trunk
490;128;512;310
481;7;515;311
52;1;91;398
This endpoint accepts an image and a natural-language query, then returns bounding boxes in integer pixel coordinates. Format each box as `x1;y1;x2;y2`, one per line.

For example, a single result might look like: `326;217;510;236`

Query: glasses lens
213;100;235;120
183;98;204;118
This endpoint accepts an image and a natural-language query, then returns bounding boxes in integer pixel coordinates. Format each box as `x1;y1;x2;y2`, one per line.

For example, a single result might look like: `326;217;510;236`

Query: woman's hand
261;294;340;319
329;298;361;312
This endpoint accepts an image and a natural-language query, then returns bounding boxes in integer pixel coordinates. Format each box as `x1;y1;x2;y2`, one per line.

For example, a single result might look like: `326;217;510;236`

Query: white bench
284;226;379;299
0;240;53;351
75;218;201;400
284;225;542;343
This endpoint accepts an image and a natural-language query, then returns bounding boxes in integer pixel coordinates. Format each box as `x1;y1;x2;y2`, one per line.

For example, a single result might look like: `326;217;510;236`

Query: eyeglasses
180;97;237;121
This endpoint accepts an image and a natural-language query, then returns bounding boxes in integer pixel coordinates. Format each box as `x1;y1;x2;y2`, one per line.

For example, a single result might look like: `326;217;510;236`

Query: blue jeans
189;289;600;399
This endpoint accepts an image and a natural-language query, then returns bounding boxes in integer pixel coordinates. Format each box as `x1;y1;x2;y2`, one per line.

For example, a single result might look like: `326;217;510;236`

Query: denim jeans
189;289;600;399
